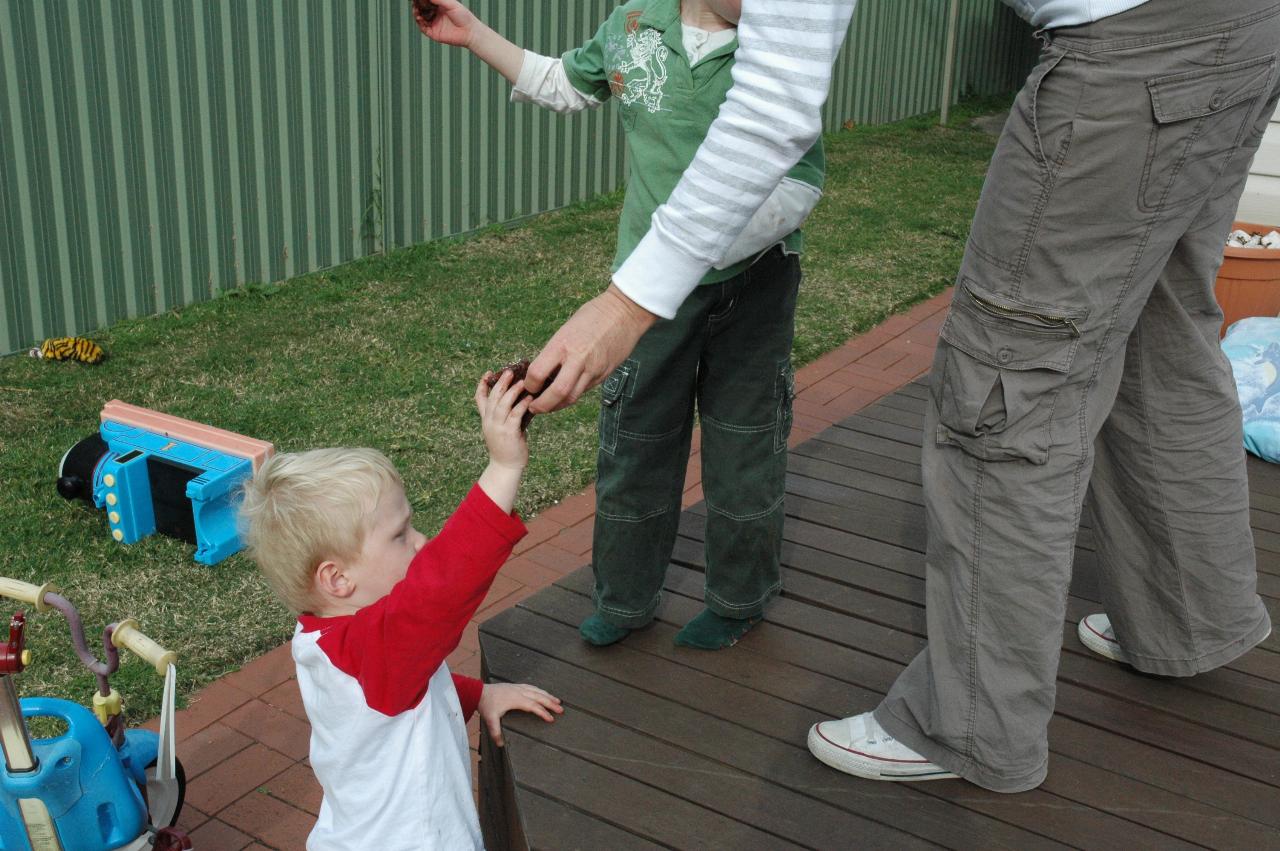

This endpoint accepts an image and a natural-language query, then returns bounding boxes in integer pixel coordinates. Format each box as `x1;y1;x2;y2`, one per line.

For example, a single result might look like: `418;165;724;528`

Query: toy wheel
142;756;187;828
57;432;108;501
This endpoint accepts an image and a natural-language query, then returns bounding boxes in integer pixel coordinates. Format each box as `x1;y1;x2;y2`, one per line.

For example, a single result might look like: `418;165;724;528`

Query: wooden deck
478;380;1280;850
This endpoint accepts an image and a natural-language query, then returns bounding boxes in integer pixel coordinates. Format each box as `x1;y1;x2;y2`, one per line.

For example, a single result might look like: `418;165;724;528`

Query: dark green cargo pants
592;247;800;627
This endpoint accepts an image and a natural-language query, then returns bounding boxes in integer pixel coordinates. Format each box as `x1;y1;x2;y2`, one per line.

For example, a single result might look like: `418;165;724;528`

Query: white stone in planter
1227;229;1280;249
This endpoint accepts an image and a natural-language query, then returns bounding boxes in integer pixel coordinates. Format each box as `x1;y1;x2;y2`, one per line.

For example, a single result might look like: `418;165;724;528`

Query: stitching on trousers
1131;327;1200;658
970;54;1069;283
1030;51;1066;168
708;297;738;324
1011;138;1067;296
1009;49;1079;292
1138;97;1212;212
709;276;739;324
595;591;662;620
597;504;672;523
705;493;784;522
1071;152;1166;601
964;456;985;766
617;422;686;442
966;237;1020;273
704;581;781;613
701;413;775;434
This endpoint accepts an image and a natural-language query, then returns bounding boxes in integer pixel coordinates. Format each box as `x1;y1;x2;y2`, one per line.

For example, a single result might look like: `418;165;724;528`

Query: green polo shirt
561;0;826;285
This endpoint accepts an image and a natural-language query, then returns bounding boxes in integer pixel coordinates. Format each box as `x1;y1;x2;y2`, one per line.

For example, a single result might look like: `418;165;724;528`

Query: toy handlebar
0;578;56;613
0;579;177;675
111;619;177;675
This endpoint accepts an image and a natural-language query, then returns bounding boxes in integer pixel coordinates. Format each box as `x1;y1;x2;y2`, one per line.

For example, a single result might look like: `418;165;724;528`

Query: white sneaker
1077;613;1129;664
807;712;959;782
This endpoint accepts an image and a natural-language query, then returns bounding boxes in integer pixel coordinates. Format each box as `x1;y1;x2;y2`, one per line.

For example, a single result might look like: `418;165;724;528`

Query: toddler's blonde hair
239;447;403;614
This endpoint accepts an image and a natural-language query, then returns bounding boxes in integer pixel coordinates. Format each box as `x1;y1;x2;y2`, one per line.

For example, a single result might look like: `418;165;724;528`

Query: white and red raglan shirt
292;484;527;850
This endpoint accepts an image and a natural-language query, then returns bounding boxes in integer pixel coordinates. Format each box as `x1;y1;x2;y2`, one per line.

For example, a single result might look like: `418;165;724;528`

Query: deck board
480;382;1280;850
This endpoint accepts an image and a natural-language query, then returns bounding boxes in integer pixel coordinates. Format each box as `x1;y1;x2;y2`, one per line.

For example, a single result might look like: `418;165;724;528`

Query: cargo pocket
932;279;1087;464
598;359;637;456
773;359;796;453
1140;53;1276;211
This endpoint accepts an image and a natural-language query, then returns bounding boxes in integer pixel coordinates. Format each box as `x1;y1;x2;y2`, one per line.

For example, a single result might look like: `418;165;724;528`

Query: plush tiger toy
29;336;107;365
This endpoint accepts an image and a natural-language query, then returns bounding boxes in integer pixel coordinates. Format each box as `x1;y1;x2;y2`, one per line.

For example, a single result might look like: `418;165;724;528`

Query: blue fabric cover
1223;316;1280;462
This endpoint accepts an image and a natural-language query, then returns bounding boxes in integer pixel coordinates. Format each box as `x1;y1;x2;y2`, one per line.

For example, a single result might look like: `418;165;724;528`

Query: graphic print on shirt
605;14;669;114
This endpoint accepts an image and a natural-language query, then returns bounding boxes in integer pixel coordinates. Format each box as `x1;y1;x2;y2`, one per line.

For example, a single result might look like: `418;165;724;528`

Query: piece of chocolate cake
411;0;439;24
485;360;530;389
485;360;535;430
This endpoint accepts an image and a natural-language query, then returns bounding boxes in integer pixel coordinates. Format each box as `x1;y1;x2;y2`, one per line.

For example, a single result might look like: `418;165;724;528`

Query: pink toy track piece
99;401;274;472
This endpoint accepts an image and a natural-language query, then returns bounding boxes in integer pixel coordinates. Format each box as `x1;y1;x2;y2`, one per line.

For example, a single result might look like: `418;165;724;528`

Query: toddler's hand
478;683;563;747
476;369;530;472
410;0;480;49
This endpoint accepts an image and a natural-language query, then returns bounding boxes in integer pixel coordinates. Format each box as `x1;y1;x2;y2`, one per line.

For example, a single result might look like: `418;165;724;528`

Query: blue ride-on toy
0;578;188;850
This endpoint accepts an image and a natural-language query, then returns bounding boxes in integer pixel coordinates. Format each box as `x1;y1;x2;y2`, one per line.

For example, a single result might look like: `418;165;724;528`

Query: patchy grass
0;98;1003;721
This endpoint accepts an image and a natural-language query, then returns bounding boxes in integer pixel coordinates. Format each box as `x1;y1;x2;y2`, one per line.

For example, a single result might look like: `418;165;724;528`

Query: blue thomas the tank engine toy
57;401;274;565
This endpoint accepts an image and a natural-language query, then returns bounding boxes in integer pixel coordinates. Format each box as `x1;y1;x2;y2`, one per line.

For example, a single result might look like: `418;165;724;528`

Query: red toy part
152;827;193;850
0;613;26;674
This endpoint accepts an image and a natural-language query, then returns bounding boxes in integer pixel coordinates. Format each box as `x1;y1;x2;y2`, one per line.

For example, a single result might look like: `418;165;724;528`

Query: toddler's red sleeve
307;485;525;715
452;674;483;721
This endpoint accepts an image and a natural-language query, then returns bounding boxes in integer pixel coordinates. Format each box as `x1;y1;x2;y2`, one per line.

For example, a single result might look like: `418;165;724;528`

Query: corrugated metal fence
0;0;1033;355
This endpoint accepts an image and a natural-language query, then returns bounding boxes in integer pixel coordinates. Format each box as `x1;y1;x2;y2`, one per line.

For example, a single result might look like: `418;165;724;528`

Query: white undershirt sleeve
511;50;605;115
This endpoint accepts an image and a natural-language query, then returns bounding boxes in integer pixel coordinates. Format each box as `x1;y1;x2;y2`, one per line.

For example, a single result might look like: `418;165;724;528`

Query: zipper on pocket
969;290;1081;337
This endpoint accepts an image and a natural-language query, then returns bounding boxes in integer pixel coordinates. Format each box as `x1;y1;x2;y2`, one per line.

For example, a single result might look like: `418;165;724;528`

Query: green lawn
0;99;1004;720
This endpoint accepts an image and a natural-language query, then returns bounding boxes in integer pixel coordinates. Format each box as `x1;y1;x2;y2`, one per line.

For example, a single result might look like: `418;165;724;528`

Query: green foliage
0;101;1001;721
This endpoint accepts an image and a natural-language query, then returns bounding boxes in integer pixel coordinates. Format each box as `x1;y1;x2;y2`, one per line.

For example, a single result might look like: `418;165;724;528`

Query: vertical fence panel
1;0;1030;354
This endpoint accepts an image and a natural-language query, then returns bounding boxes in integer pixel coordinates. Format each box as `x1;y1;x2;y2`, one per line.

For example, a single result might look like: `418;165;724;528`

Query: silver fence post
940;0;962;125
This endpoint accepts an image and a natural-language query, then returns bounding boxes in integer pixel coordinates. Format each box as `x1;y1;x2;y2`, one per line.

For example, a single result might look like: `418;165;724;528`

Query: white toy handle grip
112;618;177;675
0;578;56;612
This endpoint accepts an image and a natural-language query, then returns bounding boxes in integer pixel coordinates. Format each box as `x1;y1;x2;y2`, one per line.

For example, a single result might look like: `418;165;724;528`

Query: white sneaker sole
1077;616;1128;664
806;723;959;782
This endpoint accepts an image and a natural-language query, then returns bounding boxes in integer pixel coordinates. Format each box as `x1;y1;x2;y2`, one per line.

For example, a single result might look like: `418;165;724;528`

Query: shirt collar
637;0;681;32
640;0;740;65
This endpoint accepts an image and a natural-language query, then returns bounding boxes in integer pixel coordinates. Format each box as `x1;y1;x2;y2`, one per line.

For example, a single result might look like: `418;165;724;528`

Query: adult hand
526;284;657;413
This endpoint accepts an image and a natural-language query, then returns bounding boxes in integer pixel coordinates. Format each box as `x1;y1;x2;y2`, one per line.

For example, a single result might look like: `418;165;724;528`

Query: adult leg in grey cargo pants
873;0;1278;792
